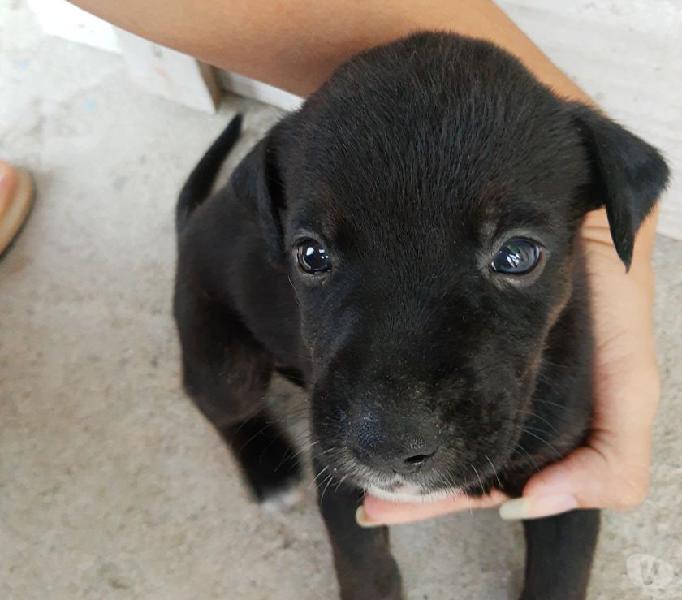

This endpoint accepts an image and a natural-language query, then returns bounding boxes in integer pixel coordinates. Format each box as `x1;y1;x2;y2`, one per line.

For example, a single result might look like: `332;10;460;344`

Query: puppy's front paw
338;568;404;600
260;484;305;514
228;415;303;505
340;586;405;600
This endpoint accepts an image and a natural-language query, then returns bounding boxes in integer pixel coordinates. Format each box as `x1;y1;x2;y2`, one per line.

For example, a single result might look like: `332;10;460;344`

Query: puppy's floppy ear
570;103;669;269
255;134;287;265
235;129;287;266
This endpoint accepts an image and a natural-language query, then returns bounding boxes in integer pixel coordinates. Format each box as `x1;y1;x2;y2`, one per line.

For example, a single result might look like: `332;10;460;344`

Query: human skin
0;162;34;256
70;0;660;522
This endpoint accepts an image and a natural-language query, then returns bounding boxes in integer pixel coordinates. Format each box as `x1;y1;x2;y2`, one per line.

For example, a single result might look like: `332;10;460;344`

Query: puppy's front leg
314;460;404;600
521;508;600;600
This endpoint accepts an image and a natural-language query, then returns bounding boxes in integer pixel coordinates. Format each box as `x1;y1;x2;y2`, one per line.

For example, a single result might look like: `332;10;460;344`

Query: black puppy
173;33;668;600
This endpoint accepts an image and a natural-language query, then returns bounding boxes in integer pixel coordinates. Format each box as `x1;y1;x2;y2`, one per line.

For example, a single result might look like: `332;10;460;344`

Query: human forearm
72;0;591;101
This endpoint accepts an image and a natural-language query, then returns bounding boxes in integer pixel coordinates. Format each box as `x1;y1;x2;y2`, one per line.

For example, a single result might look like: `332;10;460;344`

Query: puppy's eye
491;238;543;275
296;239;331;274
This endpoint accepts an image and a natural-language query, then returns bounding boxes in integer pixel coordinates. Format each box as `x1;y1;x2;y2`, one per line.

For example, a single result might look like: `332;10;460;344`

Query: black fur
176;113;243;232
173;32;669;600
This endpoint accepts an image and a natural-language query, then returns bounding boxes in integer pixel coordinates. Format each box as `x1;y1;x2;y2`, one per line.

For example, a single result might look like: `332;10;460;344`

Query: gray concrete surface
1;4;681;600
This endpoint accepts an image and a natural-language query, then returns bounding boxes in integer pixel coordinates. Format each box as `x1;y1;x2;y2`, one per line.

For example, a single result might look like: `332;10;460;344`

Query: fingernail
355;506;383;528
499;494;577;521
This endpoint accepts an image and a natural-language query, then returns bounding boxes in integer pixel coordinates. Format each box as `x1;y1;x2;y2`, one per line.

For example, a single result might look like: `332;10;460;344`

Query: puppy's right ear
237;131;287;266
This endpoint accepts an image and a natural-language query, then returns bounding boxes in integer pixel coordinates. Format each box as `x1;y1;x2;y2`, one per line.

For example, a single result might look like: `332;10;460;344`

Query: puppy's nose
393;446;438;474
349;420;440;475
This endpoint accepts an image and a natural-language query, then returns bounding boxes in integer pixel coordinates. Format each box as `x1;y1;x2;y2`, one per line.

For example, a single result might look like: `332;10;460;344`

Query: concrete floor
1;5;681;600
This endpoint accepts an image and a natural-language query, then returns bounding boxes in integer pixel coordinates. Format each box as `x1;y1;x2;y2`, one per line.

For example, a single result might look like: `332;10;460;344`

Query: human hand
357;208;659;526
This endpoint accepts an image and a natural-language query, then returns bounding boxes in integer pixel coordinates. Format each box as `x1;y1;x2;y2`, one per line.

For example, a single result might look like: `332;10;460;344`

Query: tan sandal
0;161;34;257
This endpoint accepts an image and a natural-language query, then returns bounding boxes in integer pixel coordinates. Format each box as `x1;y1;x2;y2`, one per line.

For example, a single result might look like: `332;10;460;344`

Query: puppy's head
253;33;668;500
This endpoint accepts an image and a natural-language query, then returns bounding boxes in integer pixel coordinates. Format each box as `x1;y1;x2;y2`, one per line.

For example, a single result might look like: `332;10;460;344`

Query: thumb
499;445;650;520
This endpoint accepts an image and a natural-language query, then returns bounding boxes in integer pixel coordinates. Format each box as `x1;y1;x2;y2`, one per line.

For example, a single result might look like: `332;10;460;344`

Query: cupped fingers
357;489;508;527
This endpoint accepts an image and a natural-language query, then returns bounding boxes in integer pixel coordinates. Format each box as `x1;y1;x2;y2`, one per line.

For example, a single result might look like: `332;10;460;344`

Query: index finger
358;489;509;527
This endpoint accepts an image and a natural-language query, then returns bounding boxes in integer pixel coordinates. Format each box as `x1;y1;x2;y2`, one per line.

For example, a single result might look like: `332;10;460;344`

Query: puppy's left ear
570;104;669;269
234;125;288;266
254;134;287;266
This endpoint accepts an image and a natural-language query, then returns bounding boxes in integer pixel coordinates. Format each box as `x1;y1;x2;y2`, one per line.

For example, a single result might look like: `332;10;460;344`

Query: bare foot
0;161;33;256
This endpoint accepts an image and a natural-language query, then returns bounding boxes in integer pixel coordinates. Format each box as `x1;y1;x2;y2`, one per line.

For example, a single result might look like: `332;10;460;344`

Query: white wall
499;0;682;238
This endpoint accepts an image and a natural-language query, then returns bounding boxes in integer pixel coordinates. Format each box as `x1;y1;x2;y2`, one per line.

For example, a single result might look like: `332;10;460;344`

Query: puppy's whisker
281;439;317;466
465;494;473;517
320;472;335;501
521;409;562;434
520;428;562;458
484;454;503;489
530;397;567;411
235;420;276;452
514;443;540;473
334;473;350;491
471;463;485;496
312;465;330;487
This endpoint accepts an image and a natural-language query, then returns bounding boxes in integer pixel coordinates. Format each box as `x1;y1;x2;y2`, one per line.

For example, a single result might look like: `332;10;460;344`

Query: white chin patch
366;483;461;504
